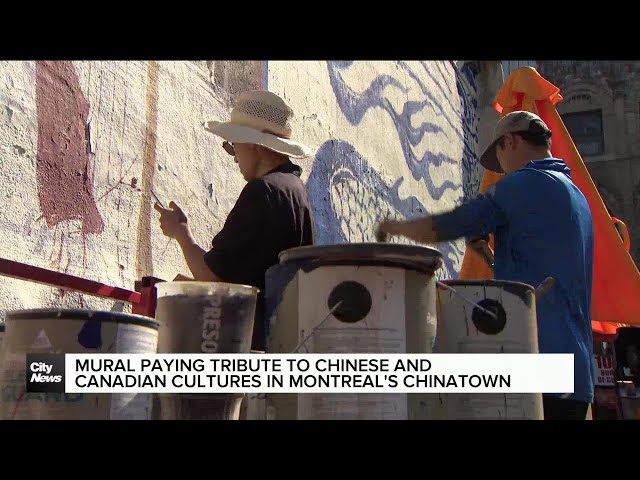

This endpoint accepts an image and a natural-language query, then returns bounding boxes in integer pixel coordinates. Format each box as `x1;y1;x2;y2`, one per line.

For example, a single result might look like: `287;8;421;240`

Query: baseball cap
479;111;552;173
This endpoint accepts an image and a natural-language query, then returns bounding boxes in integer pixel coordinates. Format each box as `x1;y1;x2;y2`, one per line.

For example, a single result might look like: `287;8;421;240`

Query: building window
561;109;605;157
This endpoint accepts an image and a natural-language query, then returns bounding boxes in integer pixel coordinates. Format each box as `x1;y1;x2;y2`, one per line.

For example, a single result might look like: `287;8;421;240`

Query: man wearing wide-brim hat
155;90;316;351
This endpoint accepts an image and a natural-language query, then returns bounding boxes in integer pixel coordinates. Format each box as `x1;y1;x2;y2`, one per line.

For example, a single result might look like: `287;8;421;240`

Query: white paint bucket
435;280;542;420
613;327;640;419
617;382;640;419
264;243;443;420
0;309;159;420
153;281;259;420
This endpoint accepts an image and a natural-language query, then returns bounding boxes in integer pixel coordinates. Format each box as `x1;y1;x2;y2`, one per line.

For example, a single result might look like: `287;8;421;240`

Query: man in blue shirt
376;111;595;420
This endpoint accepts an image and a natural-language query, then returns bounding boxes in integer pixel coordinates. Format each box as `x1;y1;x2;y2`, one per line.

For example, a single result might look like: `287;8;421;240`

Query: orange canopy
458;66;640;334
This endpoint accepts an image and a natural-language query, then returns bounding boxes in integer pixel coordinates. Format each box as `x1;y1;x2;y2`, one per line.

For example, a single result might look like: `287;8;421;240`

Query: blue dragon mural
306;61;482;279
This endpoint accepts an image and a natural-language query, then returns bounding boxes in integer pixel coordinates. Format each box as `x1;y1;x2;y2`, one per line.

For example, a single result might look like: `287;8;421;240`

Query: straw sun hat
204;90;314;159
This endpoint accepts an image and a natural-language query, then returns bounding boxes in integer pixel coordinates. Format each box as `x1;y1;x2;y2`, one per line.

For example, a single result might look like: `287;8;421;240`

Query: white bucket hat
203;90;315;159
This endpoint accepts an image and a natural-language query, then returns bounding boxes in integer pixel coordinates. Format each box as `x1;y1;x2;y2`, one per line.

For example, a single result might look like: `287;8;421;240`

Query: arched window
557;83;613;161
562;109;604;156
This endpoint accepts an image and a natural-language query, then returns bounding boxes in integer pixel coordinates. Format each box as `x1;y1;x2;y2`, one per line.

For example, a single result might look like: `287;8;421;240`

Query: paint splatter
78;319;102;349
35;61;104;235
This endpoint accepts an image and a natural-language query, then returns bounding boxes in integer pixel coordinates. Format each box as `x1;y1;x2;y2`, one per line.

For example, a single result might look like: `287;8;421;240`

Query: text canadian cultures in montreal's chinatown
25;353;575;395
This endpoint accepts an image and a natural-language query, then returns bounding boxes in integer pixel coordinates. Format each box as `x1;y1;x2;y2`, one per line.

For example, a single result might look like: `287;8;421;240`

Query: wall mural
305;61;482;279
1;59;482;330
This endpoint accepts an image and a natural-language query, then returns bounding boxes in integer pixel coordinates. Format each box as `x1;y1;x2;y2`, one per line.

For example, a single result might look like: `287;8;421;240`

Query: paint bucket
616;381;640;420
238;350;267;420
153;281;259;420
0;309;159;420
613;327;640;420
264;243;442;420
591;337;617;419
435;280;542;420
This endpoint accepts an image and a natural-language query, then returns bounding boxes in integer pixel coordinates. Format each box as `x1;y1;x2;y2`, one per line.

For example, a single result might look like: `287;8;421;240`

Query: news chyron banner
26;353;575;395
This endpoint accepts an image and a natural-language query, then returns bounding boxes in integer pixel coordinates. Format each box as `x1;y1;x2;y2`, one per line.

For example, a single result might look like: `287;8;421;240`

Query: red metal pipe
0;257;141;305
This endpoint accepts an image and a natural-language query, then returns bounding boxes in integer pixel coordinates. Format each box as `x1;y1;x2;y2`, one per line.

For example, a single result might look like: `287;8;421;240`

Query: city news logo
26;353;65;393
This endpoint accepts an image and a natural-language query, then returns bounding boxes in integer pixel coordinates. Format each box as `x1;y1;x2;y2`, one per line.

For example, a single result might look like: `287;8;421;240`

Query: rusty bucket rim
277;243;443;275
440;279;535;292
155;280;260;295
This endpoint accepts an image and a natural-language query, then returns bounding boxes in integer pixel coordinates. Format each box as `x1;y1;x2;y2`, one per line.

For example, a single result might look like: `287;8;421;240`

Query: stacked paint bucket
435;280;542;419
263;243;543;420
0;245;543;421
613;327;640;419
0;309;160;420
263;243;443;420
0;280;260;421
152;281;259;420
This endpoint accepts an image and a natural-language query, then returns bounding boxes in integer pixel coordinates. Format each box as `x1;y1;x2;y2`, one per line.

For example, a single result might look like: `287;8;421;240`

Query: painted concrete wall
0;60;491;320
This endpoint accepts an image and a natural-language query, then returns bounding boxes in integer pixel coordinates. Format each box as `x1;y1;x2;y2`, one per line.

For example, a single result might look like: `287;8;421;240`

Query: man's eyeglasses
222;141;235;156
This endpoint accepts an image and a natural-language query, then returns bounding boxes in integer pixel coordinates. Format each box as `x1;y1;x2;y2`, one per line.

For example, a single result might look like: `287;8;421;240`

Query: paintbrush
150;190;166;209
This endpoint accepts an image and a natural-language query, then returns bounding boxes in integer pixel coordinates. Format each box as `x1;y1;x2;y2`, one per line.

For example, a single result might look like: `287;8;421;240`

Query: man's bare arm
154;201;221;282
376;216;495;268
375;217;441;244
175;229;221;282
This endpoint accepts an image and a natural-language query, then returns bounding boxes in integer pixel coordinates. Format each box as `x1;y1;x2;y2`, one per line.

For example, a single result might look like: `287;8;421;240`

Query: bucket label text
201;294;222;353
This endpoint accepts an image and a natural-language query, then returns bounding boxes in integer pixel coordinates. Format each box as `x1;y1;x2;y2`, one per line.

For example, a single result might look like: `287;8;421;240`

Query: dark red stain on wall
35;61;104;235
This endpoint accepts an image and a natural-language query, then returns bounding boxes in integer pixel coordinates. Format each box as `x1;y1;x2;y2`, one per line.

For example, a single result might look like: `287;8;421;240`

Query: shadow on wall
305;61;483;279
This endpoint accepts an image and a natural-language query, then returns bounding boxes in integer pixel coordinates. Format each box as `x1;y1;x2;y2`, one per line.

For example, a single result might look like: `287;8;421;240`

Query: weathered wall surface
0;60;489;320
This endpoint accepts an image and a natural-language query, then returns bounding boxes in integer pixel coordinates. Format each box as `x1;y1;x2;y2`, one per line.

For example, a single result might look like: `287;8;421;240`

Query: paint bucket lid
278;243;442;275
5;309;160;330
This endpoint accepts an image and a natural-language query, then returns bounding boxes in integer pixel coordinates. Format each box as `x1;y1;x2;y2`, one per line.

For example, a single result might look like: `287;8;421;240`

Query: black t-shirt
203;161;314;351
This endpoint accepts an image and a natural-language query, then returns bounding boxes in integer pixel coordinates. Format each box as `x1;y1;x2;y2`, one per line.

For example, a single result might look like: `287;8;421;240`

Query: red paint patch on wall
35;61;104;235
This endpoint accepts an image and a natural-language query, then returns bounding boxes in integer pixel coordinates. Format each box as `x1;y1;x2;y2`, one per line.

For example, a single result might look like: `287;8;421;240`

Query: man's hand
153;201;220;282
466;237;494;268
375;217;439;245
154;201;189;240
375;219;400;242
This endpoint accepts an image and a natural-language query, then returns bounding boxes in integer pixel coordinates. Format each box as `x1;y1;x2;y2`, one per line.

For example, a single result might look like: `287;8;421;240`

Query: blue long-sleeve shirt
433;158;595;403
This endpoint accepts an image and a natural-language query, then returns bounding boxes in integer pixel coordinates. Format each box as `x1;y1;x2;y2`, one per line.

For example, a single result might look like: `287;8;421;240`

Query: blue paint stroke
326;61;473;201
398;61;464;139
307;140;464;279
455;61;482;202
305;61;483;280
78;319;102;349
